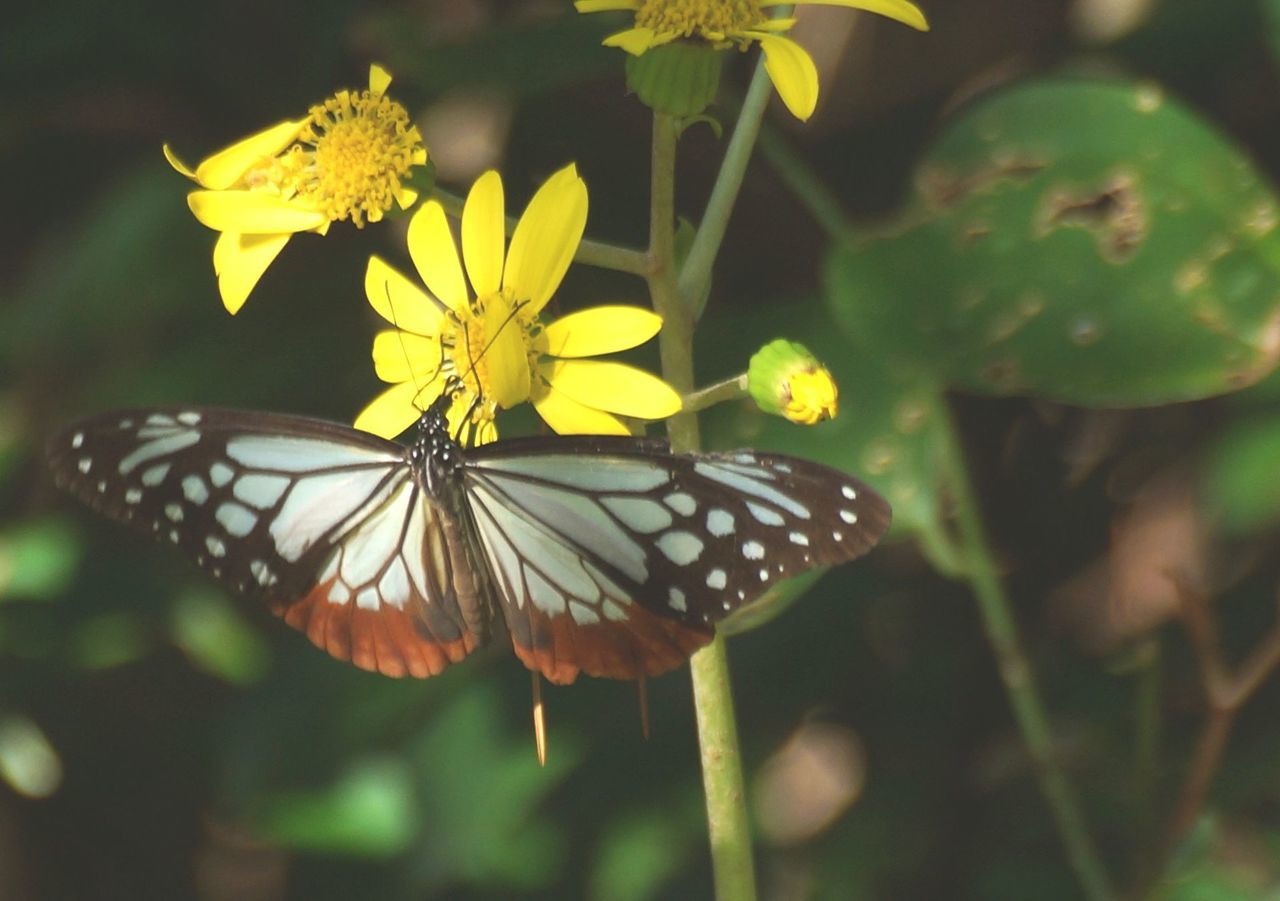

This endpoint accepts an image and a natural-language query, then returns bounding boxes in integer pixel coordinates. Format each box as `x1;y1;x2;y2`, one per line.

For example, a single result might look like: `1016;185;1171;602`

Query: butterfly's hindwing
46;409;489;678
462;436;891;684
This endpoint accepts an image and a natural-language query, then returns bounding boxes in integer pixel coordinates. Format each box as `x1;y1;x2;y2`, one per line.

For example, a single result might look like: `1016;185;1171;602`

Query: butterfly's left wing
462;436;891;684
46;408;488;678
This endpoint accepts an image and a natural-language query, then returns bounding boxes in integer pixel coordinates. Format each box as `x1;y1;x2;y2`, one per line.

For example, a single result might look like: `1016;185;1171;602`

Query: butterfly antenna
451;299;527;397
443;299;523;443
531;671;548;767
383;281;439;416
637;676;651;741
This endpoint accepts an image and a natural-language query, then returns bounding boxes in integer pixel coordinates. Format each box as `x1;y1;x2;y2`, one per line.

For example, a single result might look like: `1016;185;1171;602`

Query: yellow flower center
443;293;541;417
783;367;839;425
635;0;765;41
294;88;424;227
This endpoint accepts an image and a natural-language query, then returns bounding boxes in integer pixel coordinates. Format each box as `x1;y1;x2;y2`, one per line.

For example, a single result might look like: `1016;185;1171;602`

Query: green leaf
1265;0;1280;64
258;756;417;856
1203;414;1280;534
406;683;576;891
67;613;151;671
830;78;1280;407
588;805;697;901
0;517;81;602
169;588;271;686
0;714;62;799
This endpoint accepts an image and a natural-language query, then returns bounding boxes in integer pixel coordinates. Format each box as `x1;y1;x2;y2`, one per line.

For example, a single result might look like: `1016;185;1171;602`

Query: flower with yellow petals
165;64;428;314
577;0;929;120
355;164;682;445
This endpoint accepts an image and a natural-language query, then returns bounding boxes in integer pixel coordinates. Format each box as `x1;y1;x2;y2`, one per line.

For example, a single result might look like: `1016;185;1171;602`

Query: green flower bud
748;339;839;425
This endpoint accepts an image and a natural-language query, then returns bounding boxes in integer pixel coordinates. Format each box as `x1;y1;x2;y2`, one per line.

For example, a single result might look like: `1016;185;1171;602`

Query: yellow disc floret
635;0;764;44
296;87;424;227
782;367;839;425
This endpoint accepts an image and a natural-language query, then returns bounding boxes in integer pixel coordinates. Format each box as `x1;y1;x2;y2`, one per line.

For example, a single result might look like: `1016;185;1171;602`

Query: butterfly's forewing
46;409;487;678
462;436;892;685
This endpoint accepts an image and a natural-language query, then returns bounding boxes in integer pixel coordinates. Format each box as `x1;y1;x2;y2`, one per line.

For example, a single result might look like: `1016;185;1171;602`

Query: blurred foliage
7;1;1280;900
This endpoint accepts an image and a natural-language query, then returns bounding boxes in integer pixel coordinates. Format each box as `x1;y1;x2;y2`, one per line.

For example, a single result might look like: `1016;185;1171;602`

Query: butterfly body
47;402;890;684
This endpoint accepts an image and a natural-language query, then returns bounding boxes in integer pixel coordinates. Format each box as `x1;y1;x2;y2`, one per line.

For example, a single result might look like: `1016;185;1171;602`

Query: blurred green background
7;0;1280;898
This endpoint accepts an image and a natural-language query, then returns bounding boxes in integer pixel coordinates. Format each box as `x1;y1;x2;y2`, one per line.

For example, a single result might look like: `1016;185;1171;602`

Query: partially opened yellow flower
165;64;428;314
355;164;682;445
577;0;929;120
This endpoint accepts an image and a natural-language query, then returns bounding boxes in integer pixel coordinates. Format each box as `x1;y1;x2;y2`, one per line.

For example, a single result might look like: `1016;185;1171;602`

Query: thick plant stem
677;56;775;320
690;633;754;900
649;111;757;901
940;403;1115;901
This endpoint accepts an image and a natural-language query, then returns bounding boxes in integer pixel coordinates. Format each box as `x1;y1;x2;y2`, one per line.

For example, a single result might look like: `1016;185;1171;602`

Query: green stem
677;50;776;320
683;375;748;415
434;188;649;276
649;111;756;901
939;400;1115;901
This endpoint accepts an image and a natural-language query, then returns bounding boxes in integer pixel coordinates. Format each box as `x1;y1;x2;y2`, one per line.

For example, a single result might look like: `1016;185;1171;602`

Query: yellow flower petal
532;384;631;436
539;360;682;419
755;34;819;121
504;164;587;315
395;186;419;210
542;306;662;358
602;26;660;55
354;381;422;439
193;119;308;190
439;392;499;446
369;63;392;97
751;18;797;32
162;144;196;179
212;231;291;315
372;330;442;384
407;201;469;314
365;255;446;337
470;417;498;446
760;0;929;31
188;190;328;234
462;170;506;298
482;295;533;408
575;0;640;11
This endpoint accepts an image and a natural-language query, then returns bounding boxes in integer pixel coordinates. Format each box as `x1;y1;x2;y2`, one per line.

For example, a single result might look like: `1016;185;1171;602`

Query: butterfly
46;396;891;685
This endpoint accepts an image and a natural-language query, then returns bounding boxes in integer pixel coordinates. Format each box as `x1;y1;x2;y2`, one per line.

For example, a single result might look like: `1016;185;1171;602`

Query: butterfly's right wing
46;408;489;678
462;436;891;685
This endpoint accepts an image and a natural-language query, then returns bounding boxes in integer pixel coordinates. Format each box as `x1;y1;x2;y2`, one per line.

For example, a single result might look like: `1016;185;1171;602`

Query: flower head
748;339;838;424
165;64;428;313
355;165;682;445
577;0;929;120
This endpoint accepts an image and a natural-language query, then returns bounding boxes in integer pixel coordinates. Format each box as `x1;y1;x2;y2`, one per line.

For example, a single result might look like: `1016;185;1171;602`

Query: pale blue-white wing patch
46;408;485;678
460;436;891;682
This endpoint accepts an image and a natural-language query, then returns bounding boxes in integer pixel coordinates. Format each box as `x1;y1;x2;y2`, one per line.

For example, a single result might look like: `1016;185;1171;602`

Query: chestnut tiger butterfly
46;395;891;684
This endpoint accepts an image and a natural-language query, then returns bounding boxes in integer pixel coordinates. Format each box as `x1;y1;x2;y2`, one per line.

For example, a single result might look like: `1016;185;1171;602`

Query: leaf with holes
828;78;1280;407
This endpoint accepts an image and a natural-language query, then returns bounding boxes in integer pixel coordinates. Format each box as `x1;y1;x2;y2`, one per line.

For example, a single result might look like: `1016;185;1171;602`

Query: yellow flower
355;164;682;445
165;64;428;314
576;0;929;120
748;338;839;424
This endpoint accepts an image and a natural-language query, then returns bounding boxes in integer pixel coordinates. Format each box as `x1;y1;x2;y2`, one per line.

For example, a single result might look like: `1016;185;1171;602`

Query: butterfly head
411;387;464;491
